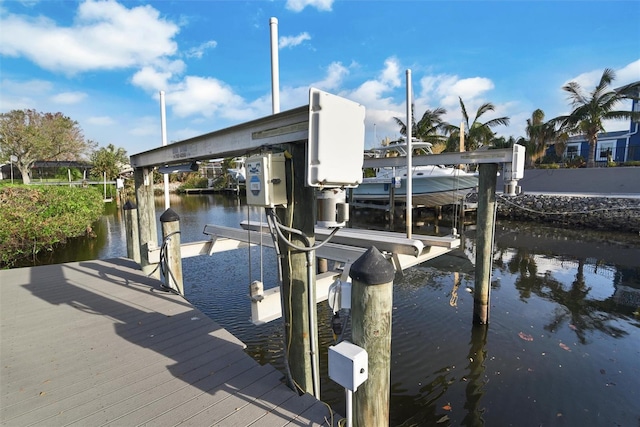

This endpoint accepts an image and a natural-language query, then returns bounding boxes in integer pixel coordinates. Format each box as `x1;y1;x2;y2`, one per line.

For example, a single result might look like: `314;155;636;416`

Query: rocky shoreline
479;193;640;234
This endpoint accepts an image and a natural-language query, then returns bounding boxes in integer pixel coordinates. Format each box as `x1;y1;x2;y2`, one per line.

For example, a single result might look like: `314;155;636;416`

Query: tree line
0;110;128;184
392;69;639;168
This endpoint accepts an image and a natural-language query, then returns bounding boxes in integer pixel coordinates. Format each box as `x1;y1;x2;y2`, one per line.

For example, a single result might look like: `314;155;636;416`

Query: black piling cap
123;201;137;210
160;208;180;222
349;246;395;285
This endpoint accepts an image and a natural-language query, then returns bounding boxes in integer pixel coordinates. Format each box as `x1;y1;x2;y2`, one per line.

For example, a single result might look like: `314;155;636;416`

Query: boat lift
135;88;525;326
130;87;525;402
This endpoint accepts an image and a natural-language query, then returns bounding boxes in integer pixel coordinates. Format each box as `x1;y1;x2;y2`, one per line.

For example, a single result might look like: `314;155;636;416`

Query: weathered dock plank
0;258;334;426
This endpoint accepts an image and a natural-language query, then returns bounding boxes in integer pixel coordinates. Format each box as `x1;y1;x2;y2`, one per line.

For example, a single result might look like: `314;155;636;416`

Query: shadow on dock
1;258;333;426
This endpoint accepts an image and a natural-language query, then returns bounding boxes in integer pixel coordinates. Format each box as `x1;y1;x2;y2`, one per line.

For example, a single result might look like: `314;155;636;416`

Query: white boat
227;157;246;182
351;141;478;207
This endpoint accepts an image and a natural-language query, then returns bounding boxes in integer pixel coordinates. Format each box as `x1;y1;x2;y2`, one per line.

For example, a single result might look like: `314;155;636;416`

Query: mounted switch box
307;88;366;188
246;153;287;207
328;340;368;392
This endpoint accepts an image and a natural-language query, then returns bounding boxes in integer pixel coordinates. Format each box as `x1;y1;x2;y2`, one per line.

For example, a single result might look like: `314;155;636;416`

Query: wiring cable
148;230;182;295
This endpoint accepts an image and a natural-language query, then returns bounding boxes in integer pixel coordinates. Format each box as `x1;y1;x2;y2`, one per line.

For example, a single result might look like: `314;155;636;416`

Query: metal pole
405;70;413;238
346;389;353;427
160;90;170;210
306;250;320;398
270;17;280;114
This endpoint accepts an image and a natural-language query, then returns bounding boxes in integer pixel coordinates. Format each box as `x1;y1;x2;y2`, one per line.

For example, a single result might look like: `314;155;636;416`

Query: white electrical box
328;341;368;392
246;152;287;207
307;88;366;188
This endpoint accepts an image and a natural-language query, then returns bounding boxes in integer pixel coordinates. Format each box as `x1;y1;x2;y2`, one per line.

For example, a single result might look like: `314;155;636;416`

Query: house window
597;141;615;161
565;144;580;159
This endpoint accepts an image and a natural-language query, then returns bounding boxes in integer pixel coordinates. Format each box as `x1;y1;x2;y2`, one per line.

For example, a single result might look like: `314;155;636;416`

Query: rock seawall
484;194;640;234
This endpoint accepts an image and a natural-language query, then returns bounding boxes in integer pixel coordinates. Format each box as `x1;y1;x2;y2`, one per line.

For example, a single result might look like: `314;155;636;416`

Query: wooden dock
0;258;334;426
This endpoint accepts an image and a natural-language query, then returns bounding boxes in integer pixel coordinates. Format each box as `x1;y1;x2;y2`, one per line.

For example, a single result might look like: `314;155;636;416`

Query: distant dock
0;258;333;426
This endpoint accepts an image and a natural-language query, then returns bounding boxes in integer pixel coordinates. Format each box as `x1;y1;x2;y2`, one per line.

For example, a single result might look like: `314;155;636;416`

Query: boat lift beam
129;106;309;169
364;145;524;169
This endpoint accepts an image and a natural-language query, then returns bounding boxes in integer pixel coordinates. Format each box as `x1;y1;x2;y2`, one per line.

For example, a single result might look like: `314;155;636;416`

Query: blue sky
1;0;639;156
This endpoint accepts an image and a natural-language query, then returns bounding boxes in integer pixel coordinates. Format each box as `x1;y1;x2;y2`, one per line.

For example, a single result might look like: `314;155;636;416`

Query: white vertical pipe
346;389;353;427
405;70;413;238
270;17;280;114
160;90;170;210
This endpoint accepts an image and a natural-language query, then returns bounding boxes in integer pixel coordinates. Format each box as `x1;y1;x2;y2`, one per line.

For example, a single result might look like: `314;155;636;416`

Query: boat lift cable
247;207;252;287
267;209;341;252
262;208;299;393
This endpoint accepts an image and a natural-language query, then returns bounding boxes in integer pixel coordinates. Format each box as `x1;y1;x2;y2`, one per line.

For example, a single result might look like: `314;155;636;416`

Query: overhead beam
364;145;524;169
129;105;309;168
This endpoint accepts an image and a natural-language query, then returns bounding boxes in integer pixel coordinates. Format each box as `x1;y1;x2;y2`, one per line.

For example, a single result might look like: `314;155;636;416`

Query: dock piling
277;144;318;397
160;208;184;295
134;167;159;278
350;246;395;427
123;201;141;264
473;163;498;324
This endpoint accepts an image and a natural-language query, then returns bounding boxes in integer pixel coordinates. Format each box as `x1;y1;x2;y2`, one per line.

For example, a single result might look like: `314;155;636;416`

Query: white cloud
167;76;255;121
87;116;115;126
563;59;640;92
132;67;172;92
0;0;179;74
0;78;54;111
129;116;157;136
380;57;402;88
286;0;333;12
311;62;348;91
185;40;217;59
50;91;87;104
279;32;311;49
439;76;495;108
616;59;640;85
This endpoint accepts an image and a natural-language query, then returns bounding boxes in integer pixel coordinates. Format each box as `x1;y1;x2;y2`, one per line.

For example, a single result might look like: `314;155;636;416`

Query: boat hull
351;175;478;207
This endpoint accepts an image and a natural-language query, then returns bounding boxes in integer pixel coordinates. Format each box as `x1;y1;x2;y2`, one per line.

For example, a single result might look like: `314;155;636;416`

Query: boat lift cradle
202;223;459;324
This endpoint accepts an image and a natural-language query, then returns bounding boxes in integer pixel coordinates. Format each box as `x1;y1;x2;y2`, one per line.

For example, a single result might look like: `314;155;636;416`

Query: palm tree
444;97;510;152
553;69;640;168
524;109;566;166
393;106;448;145
90;143;128;180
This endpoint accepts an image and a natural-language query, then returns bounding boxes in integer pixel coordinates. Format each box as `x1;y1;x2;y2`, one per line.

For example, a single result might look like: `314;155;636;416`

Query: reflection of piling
463;325;488;426
350;246;395;427
123;201;140;264
473;163;498;324
160;208;183;295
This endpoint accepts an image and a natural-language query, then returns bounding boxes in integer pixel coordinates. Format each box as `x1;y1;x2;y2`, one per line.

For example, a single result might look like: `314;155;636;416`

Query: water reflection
491;227;638;344
462;326;488;427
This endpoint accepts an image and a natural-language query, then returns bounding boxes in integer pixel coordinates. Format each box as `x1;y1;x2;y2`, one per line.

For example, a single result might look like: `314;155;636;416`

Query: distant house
0;160;93;181
551;93;640;165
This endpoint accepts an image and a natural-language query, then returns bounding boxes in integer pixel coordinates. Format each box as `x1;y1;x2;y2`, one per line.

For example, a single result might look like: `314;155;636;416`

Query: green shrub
0;185;104;267
537;163;560;169
565;156;586;168
177;174;209;192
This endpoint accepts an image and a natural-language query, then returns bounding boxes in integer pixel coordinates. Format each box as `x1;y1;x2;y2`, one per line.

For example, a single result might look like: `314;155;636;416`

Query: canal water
25;194;640;426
